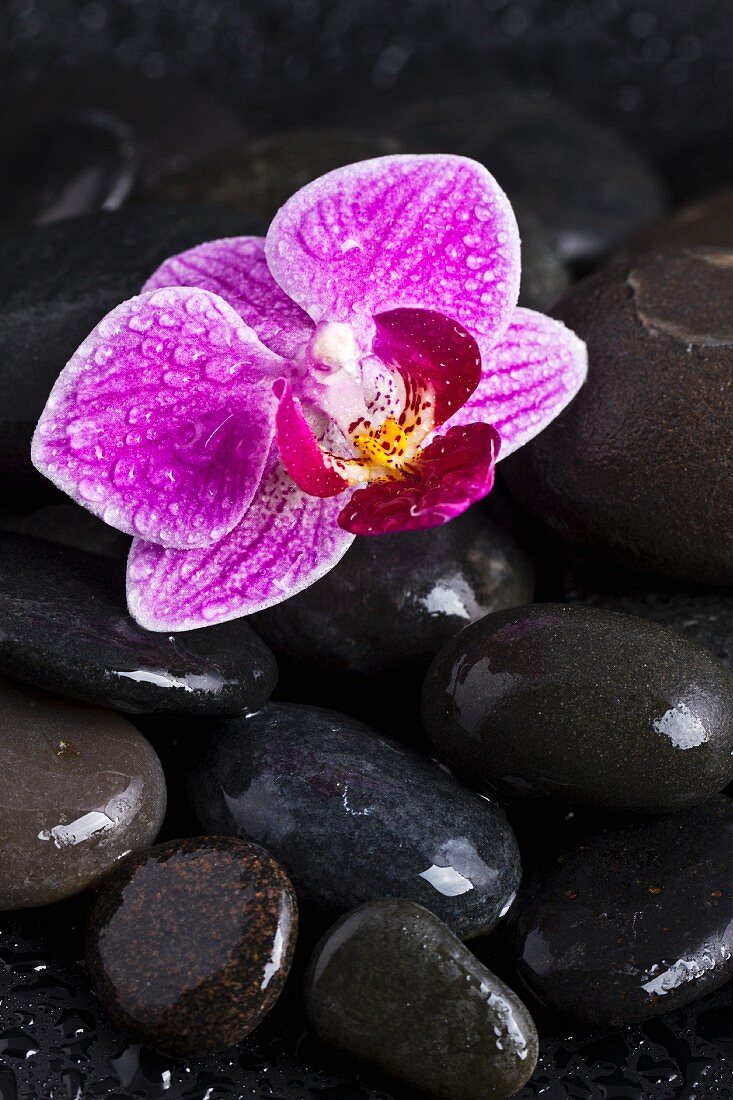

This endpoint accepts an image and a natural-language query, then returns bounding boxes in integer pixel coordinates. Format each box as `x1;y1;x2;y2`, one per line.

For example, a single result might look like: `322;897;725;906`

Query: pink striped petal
274;380;350;497
338;422;500;535
144;236;314;359
454;308;588;459
32;287;282;549
266;155;520;349
126;448;354;630
373;309;482;429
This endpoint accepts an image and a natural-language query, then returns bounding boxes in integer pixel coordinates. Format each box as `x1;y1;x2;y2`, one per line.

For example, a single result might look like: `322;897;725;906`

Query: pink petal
454;307;588;460
32;287;282;549
274;380;350;497
372;308;482;429
338;422;500;535
144;236;314;359
266;155;520;349
127;447;354;630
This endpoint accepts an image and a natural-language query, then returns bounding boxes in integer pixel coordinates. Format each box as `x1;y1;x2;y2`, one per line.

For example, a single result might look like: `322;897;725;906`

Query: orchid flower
32;155;586;632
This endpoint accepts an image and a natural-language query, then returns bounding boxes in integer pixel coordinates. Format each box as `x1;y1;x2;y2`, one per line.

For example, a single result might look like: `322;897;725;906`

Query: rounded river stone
546;551;733;675
86;836;297;1057
508;797;733;1026
0;108;135;233
305;899;538;1100
149;128;402;221
253;502;534;681
422;603;733;813
631;187;733;253
0;203;264;509
365;73;666;264
0;533;277;715
503;248;733;583
189;702;521;939
0;674;165;909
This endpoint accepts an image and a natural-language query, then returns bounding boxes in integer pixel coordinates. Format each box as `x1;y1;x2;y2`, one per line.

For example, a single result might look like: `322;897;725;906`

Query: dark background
2;0;733;165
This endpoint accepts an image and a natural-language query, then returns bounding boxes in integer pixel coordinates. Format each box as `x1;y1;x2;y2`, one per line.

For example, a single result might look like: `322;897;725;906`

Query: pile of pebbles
3;57;733;1100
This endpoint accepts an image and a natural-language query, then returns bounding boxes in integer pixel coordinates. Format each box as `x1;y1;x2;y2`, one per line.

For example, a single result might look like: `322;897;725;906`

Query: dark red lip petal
372;308;483;429
338;422;500;535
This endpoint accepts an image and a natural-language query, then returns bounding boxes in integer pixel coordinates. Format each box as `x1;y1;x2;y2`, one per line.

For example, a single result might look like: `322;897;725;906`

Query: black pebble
422;603;733;813
0;533;277;716
189;701;521;940
0;204;265;509
305;899;538;1100
253;500;533;728
504;248;733;584
508;797;733;1026
86;836;298;1056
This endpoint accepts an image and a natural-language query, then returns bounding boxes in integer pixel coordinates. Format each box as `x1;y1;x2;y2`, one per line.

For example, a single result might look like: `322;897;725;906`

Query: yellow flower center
354;417;410;473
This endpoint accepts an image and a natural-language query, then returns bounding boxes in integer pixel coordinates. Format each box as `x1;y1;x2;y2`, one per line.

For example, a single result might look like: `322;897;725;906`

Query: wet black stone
7;887;733;1098
504;249;733;584
0;109;135;233
0;203;265;509
189;702;521;940
148;128;403;222
630;187;733;253
305;899;538;1100
347;73;667;266
515;205;570;312
508;797;733;1027
422;603;733;813
252;501;533;727
0;533;277;716
86;837;298;1056
543;552;733;676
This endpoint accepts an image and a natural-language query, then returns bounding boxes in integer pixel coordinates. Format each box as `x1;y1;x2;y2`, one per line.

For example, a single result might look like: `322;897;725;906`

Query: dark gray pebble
422;603;733;813
0;533;277;716
504;249;733;583
508;797;733;1026
189;702;521;939
253;502;533;682
305;899;538;1100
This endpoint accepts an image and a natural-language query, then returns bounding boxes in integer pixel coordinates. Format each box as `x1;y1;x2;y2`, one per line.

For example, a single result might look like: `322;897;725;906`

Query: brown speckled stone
86;837;297;1056
503;248;733;583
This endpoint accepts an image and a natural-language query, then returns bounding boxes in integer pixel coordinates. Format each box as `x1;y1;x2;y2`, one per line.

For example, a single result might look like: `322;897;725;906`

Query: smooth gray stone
0;675;166;909
189;702;521;939
305;899;538;1100
252;502;534;681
